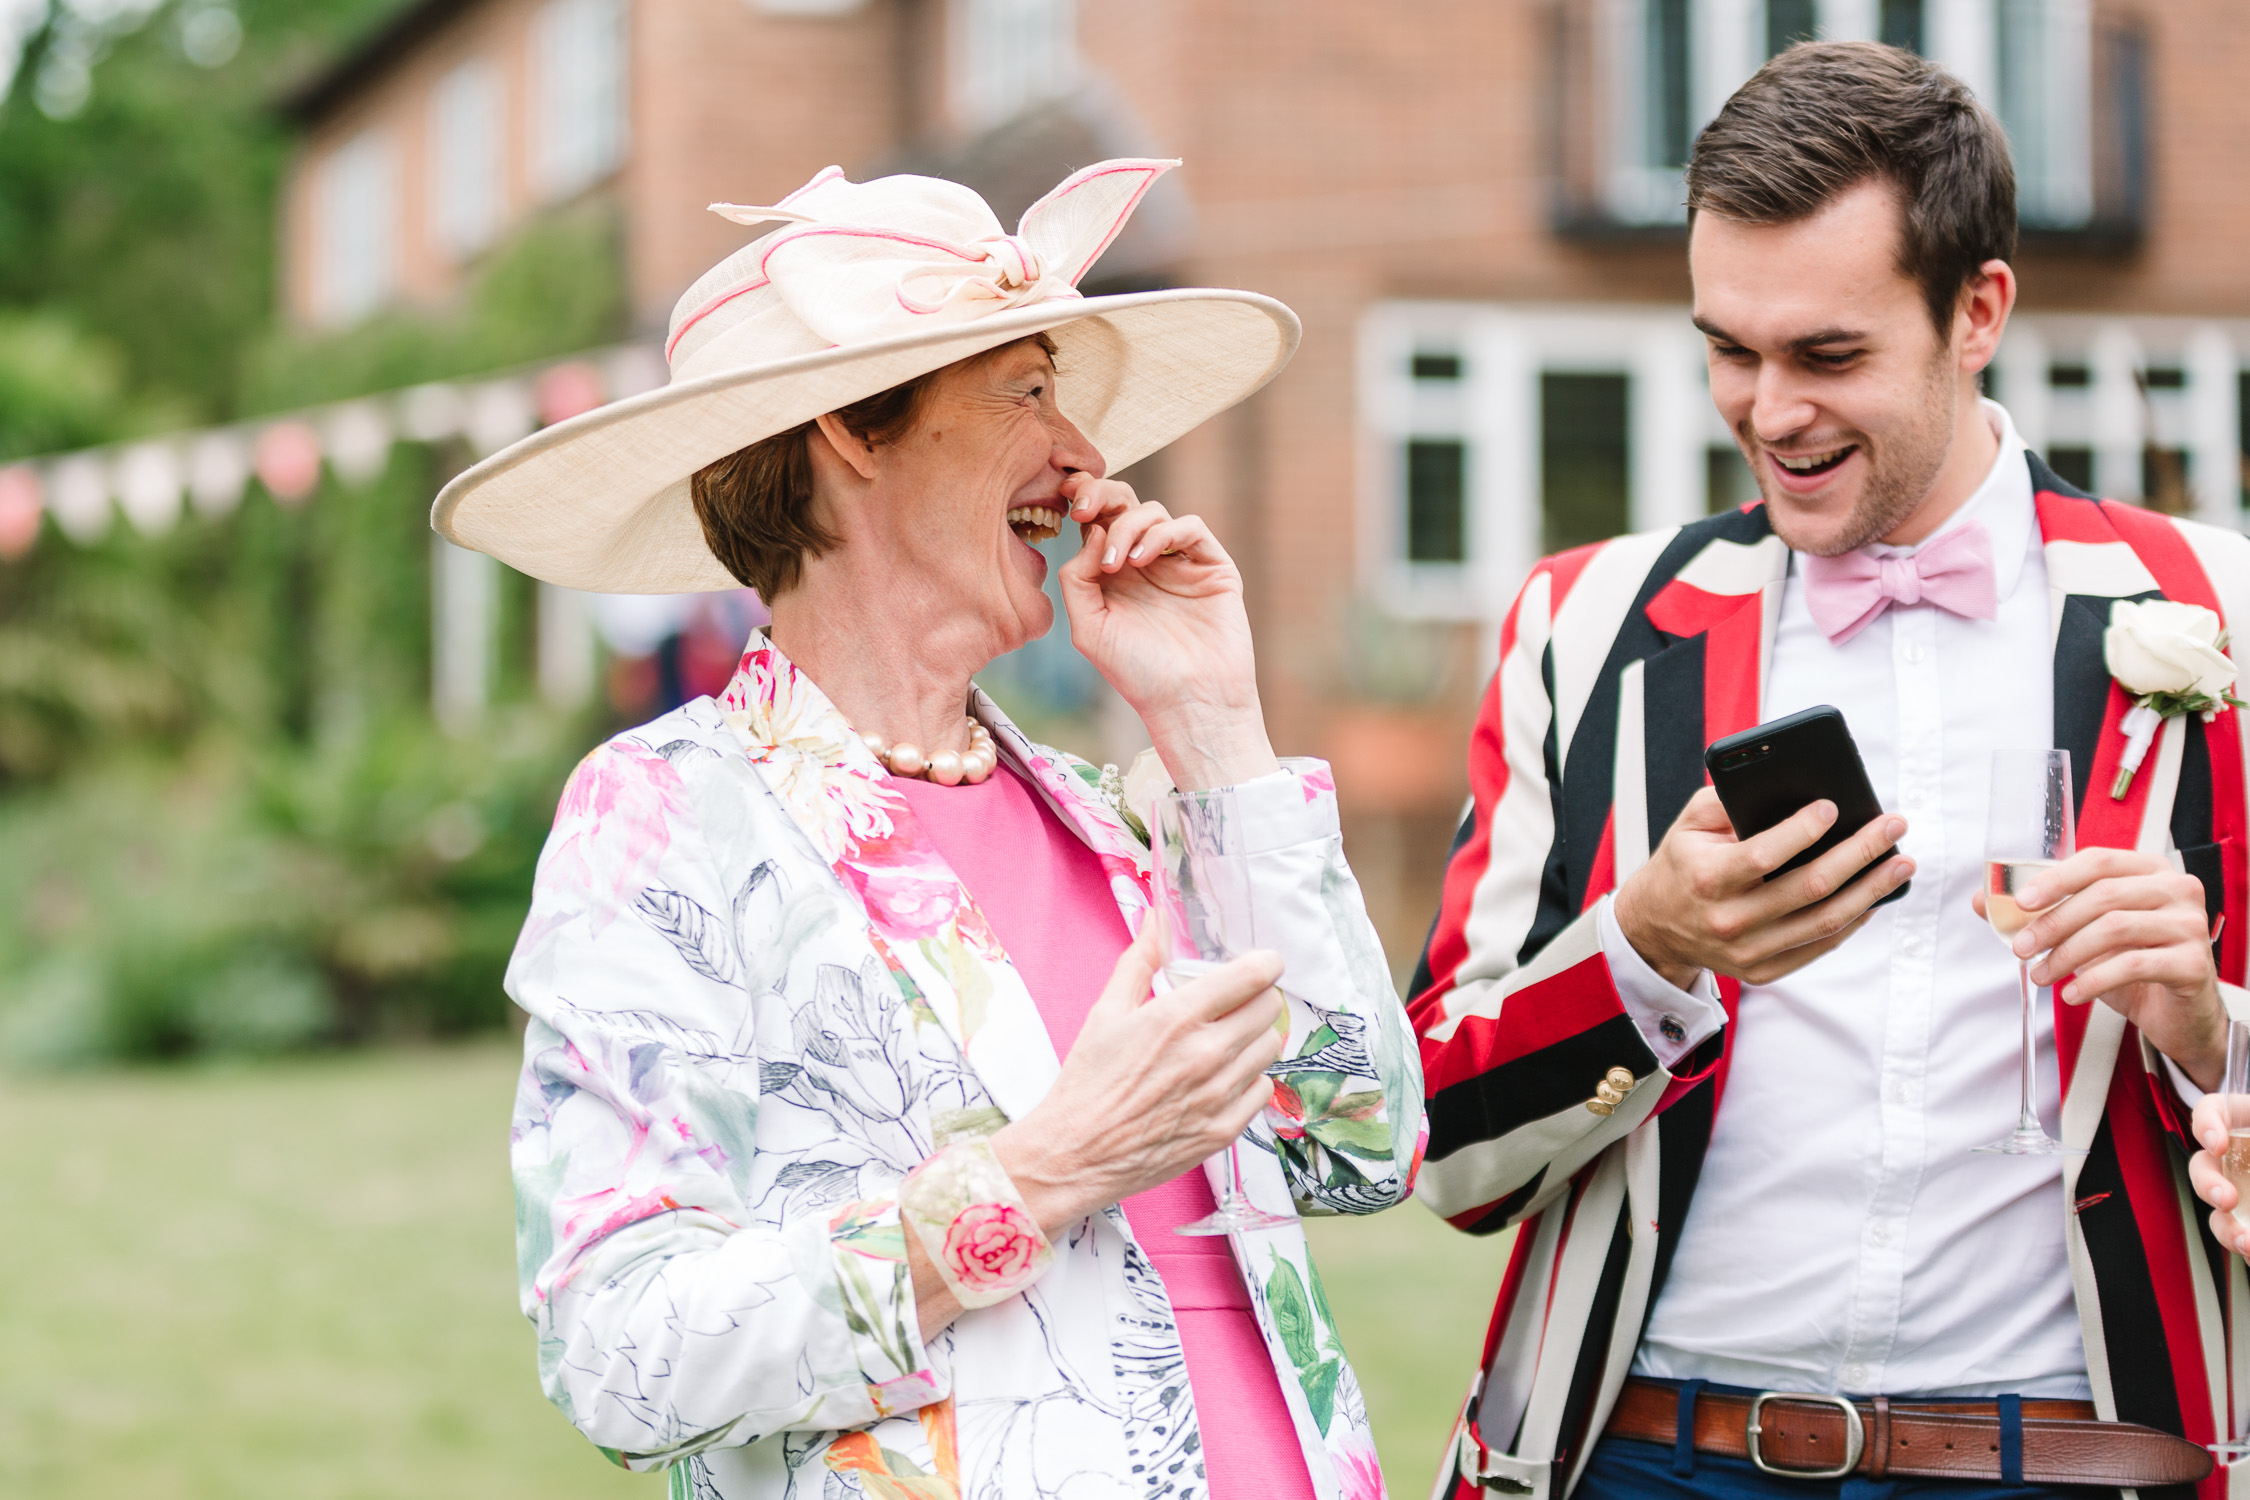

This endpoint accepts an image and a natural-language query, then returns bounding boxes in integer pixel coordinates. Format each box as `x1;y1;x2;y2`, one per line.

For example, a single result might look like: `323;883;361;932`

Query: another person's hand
1613;786;1913;992
1056;474;1278;789
1983;849;2224;1089
2186;1094;2250;1256
992;919;1286;1229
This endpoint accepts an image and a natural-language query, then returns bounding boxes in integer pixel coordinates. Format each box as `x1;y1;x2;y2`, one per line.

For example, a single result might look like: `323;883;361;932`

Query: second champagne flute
1976;748;2084;1156
1146;785;1294;1236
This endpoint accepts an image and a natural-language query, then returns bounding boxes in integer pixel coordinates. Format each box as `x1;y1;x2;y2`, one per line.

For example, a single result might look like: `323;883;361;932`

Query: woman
437;159;1424;1500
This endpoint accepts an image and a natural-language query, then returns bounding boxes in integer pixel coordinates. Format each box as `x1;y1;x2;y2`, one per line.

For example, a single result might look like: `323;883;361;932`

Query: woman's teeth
1773;446;1855;476
1007;505;1063;543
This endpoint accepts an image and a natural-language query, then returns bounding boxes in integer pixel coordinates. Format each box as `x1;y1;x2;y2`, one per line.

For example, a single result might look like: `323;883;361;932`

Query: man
1411;42;2249;1500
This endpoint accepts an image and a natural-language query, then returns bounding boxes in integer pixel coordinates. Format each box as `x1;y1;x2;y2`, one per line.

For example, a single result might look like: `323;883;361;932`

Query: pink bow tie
1802;521;1999;645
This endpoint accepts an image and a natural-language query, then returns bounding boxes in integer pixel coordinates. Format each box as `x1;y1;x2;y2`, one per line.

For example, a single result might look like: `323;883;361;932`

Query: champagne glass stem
2015;958;2043;1138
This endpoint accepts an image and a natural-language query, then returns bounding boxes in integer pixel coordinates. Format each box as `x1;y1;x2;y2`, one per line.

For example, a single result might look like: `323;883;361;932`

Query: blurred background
0;0;2244;1495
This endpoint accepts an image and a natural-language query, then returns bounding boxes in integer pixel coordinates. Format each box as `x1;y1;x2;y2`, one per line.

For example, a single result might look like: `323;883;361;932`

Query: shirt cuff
1596;893;1725;1071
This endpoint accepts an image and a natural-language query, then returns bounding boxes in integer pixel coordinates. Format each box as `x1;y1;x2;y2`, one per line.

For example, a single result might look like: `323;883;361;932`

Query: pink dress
895;768;1315;1500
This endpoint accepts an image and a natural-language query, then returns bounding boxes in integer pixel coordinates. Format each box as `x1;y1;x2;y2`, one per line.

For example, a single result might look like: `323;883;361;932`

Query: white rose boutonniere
2102;598;2246;797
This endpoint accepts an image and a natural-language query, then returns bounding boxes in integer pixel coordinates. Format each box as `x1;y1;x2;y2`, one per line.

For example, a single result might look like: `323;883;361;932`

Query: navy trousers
1576;1436;2119;1500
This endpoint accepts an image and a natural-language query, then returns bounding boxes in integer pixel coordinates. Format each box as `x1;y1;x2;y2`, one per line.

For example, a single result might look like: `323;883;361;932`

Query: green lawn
0;1042;1505;1499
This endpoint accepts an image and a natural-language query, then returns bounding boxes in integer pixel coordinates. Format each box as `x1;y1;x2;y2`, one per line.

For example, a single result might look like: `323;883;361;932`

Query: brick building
281;0;2250;962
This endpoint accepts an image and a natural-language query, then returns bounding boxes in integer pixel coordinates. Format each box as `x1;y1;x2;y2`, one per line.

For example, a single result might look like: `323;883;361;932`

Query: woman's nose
1050;411;1104;479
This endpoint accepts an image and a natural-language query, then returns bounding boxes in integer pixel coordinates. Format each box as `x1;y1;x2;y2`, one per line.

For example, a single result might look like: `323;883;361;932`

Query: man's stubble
1752;343;1960;558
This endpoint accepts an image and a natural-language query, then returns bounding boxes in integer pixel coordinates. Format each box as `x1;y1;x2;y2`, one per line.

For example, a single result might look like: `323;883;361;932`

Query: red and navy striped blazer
1410;457;2250;1500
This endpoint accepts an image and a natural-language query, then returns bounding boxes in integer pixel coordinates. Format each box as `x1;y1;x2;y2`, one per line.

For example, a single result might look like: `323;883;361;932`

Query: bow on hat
704;157;1176;350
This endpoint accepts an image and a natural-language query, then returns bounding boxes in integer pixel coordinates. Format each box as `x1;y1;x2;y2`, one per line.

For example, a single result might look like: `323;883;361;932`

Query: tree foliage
0;0;629;1063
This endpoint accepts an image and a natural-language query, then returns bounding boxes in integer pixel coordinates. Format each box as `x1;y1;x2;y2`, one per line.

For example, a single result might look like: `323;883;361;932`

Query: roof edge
276;0;481;126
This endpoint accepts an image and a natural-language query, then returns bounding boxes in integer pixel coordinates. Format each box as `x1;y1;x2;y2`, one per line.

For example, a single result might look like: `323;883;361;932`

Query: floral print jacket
507;632;1426;1500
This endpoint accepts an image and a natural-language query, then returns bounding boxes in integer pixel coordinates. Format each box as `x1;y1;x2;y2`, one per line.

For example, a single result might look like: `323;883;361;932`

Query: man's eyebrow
1690;317;1870;353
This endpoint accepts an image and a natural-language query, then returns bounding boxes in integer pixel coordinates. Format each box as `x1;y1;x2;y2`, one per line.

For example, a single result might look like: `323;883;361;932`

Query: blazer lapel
714;633;1062;1123
2026;470;2239;1165
1637;511;1792;812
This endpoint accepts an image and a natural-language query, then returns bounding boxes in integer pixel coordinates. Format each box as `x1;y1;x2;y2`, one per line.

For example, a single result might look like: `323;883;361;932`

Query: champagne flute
2211;1021;2250;1464
1975;749;2085;1156
1146;785;1294;1235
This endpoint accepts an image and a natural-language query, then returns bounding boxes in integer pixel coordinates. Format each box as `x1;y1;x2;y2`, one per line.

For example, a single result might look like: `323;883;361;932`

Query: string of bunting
0;342;665;561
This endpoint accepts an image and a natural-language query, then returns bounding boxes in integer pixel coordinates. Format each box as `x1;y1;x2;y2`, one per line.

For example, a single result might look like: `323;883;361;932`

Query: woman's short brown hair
1686;40;2016;337
690;333;1058;597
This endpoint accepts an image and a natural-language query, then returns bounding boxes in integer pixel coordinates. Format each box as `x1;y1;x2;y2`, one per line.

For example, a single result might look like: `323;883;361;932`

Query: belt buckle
1746;1391;1865;1480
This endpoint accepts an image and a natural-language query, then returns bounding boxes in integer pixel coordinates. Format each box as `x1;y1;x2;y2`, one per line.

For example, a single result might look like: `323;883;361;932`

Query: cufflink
1660;1014;1687;1044
1585;1066;1635;1116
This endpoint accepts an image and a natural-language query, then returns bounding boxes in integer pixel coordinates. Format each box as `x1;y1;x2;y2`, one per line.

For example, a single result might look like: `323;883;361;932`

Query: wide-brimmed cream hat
431;158;1299;594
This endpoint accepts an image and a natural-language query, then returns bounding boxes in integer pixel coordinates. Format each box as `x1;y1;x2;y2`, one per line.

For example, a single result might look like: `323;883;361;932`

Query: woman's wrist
988;1122;1111;1236
1140;701;1279;791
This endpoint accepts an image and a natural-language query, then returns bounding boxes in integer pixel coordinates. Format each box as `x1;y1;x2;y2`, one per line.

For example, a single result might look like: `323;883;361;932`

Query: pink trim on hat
1022;159;1171;286
778;164;846;206
666;275;774;363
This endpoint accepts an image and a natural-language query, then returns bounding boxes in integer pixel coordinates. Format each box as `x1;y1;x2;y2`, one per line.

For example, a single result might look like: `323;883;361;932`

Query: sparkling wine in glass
1975;749;2084;1156
2212;1021;2250;1464
1146;786;1294;1236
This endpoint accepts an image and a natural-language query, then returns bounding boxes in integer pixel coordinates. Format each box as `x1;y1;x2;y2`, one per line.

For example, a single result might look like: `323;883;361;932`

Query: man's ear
811;412;881;481
1955;258;2017;376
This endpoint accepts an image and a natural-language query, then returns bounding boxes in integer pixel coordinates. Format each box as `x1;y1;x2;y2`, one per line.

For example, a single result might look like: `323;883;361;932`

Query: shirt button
1660;1014;1688;1044
1869;1221;1892;1246
1842;1364;1870;1389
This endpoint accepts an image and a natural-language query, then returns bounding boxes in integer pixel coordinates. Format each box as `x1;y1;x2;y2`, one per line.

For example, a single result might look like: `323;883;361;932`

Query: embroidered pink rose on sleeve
942;1203;1043;1295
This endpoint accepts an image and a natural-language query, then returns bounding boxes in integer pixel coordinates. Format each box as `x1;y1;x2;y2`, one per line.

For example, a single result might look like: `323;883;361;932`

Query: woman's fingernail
1885;817;1906;840
1129;544;1147;560
2062;981;2079;1001
2029;960;2049;984
2020;885;2041;907
2013;933;2034;958
1102;547;1118;567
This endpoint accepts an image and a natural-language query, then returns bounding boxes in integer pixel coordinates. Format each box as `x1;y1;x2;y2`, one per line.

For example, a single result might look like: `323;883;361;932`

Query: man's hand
1613;786;1914;991
1986;849;2224;1090
2185;1094;2250;1257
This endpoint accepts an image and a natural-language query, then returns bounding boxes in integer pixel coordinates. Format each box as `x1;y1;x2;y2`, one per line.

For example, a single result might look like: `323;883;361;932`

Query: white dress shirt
1604;402;2097;1399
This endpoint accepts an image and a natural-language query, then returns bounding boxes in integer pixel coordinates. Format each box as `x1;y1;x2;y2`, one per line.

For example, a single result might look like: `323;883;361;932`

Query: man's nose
1750;364;1820;445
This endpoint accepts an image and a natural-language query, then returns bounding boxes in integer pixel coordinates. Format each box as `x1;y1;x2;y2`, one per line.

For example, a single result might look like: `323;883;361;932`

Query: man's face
1690;178;1963;557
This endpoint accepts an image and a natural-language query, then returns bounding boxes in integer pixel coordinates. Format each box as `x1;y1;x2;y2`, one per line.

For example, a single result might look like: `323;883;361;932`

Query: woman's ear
811;412;881;482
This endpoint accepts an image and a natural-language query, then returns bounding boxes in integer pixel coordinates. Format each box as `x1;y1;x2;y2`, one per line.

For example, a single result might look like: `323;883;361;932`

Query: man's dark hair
1687;40;2016;336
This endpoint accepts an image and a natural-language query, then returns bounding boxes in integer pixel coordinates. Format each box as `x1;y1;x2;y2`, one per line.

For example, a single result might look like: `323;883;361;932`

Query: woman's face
827;338;1102;659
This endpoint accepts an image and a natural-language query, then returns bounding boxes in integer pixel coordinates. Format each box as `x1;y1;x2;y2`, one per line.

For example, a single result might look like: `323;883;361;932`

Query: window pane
952;0;1077;131
1411;351;1462;381
1880;0;1923;53
2047;446;2094;492
1707;443;1758;514
317;130;396;324
533;0;628;200
1542;374;1630;554
1766;0;1817;56
431;60;502;258
1405;439;1467;564
1647;0;1691;169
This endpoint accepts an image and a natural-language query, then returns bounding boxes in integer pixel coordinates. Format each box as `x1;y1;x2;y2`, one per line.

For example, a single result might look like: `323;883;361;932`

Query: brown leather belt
1605;1377;2212;1487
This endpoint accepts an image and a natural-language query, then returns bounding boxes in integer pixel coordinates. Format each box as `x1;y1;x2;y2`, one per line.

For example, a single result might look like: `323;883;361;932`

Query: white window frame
1994;314;2248;527
948;0;1076;133
1598;1;2088;230
430;57;504;259
531;0;629;202
314;128;397;325
1358;302;1716;625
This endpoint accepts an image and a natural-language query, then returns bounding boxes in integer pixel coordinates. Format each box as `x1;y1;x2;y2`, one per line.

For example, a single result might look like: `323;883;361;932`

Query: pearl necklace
861;719;998;786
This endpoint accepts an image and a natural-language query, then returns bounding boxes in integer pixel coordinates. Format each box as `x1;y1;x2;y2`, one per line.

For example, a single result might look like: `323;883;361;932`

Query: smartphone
1703;705;1909;908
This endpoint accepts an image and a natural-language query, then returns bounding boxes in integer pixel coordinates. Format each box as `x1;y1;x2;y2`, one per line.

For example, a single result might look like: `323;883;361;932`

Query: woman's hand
2187;1094;2250;1257
1056;474;1279;789
905;924;1283;1338
994;920;1285;1230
